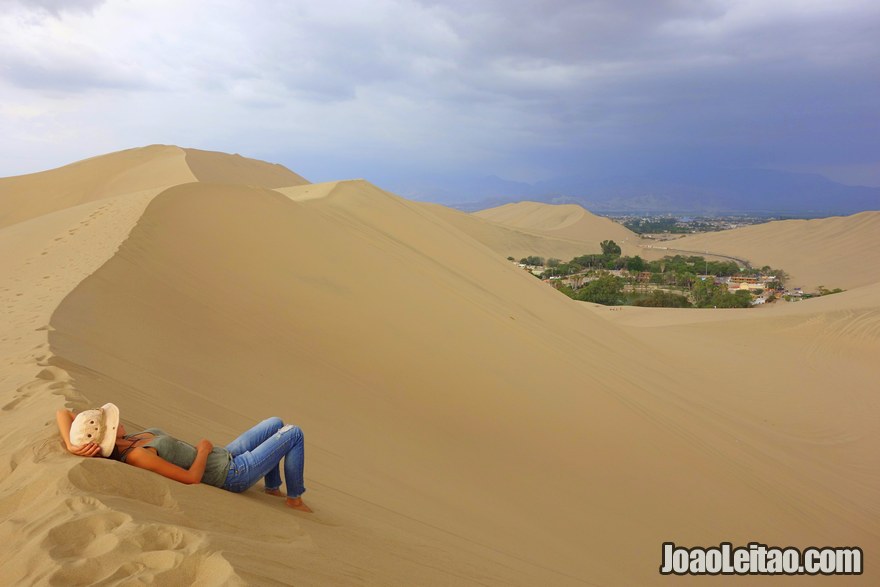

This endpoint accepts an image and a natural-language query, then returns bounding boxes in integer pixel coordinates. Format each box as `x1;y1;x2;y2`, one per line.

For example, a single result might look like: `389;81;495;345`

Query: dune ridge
0;145;310;230
0;148;877;584
0;146;195;229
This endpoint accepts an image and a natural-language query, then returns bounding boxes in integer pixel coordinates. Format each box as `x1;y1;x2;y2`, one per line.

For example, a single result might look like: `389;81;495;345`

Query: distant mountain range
396;168;880;216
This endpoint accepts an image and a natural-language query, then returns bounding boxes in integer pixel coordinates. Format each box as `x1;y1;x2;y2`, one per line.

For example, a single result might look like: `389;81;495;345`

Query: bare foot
265;487;284;497
285;497;313;512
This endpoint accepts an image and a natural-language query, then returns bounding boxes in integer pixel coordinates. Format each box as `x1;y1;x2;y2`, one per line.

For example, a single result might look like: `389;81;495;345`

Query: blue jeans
222;417;306;498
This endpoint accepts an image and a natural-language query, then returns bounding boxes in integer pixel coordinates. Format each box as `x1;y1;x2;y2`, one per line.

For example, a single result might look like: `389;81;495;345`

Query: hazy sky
1;0;878;190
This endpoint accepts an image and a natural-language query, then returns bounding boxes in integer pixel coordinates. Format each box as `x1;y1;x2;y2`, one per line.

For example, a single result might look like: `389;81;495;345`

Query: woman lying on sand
56;403;312;512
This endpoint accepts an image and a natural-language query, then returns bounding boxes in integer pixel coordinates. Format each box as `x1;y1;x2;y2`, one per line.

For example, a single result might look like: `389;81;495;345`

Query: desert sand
470;200;644;260
0;146;877;585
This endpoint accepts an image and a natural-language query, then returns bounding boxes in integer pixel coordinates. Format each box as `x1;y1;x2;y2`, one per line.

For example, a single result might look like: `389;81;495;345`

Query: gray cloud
0;0;105;16
1;53;150;92
0;0;878;188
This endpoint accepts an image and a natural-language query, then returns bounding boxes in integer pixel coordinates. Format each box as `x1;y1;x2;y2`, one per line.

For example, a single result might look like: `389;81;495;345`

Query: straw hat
69;403;120;457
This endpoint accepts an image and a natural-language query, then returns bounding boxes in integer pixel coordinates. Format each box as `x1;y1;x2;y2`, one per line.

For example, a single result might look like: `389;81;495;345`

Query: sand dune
1;148;878;585
0;145;309;229
185;148;309;188
650;211;880;291
473;201;643;258
415;201;613;263
0;145;194;229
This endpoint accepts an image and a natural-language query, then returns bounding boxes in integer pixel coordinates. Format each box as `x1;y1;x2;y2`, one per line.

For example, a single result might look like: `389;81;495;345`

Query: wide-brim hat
70;403;120;457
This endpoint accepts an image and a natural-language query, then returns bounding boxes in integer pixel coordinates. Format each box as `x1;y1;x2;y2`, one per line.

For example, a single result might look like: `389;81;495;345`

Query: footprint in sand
64;494;110;514
35;366;70;382
2;368;72;411
44;510;132;560
43;508;240;585
0;451;20;477
1;395;28;411
2;379;39;411
127;523;192;552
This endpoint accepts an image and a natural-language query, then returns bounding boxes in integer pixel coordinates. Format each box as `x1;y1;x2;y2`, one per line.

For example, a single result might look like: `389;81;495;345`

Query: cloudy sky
1;0;878;196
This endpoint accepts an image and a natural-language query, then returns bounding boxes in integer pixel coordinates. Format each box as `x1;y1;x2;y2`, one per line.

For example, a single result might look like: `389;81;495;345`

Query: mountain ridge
421;168;880;215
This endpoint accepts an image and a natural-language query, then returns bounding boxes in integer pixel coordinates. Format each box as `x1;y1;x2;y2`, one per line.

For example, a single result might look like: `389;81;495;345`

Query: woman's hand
69;442;102;458
196;439;213;453
57;409;102;457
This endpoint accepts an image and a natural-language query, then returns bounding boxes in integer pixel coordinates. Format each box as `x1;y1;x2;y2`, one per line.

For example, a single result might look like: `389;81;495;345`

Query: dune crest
0;145;195;229
0;145;311;229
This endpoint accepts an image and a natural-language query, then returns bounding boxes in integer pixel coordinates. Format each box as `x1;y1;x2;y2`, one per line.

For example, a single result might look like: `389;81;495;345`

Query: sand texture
472;201;643;258
1;148;877;585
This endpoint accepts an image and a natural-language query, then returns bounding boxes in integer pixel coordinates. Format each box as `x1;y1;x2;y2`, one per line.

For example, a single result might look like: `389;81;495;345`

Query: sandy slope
185;148;309;188
473;201;643;258
593;285;880;532
0;149;878;585
415;201;612;263
652;212;880;291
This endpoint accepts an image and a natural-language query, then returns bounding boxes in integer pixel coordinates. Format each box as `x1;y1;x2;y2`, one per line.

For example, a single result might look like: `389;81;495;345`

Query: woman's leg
225;417;284;490
279;426;306;498
253;425;306;498
226;424;306;498
226;417;284;456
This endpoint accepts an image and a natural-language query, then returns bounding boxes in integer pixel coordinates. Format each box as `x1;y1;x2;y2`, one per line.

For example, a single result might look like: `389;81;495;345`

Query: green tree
692;278;716;307
816;285;844;296
572;254;602;268
723;290;753;308
771;269;788;286
600;240;622;256
556;284;577;299
626;255;645;272
633;291;692;308
694;283;752;308
577;274;624;305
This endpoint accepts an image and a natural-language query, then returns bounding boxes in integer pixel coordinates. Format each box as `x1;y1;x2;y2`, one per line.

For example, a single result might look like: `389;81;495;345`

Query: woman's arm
125;439;214;485
56;408;101;457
